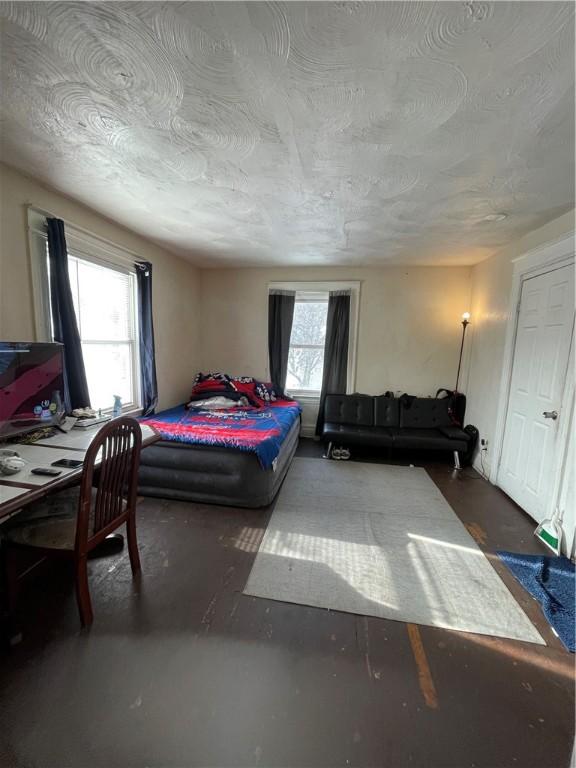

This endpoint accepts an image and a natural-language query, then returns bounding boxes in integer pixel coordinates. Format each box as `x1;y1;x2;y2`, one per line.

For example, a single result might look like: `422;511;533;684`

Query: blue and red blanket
140;373;301;469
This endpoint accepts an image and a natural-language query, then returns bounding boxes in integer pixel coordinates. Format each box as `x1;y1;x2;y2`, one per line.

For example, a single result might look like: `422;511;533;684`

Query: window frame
268;280;361;400
27;207;142;415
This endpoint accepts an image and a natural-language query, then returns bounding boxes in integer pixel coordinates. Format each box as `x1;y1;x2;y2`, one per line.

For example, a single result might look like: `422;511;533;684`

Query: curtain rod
27;204;142;266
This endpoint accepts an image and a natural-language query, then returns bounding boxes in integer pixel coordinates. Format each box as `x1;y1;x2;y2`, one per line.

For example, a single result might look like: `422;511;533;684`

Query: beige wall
199;266;473;396
0;163;200;411
465;209;575;476
2;161;572;477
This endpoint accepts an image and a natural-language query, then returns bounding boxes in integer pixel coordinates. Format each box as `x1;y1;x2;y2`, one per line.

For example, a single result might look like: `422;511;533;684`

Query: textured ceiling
0;1;574;267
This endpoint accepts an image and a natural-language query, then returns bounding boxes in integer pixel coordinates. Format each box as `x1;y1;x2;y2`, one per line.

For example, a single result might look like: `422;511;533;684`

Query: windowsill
93;406;142;418
123;407;143;418
287;392;321;402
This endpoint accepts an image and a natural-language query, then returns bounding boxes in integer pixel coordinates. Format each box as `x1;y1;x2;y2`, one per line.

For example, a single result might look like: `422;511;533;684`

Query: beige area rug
244;458;544;644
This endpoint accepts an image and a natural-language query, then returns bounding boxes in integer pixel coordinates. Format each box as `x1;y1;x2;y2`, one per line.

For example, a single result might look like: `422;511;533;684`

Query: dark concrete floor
0;440;574;768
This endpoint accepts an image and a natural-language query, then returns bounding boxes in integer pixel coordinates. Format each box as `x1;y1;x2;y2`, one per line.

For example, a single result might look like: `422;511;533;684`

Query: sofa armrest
438;426;470;441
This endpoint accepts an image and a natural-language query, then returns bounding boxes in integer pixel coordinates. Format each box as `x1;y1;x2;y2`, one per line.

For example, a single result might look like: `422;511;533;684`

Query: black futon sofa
322;394;472;467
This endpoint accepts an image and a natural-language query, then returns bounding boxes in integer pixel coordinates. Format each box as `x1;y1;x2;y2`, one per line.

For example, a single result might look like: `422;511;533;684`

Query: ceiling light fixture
483;213;507;222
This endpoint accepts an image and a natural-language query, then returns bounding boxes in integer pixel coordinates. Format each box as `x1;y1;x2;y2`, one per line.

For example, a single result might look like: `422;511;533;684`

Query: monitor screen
0;342;65;439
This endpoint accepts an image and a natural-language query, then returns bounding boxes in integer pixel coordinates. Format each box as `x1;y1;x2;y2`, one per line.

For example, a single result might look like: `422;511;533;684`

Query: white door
498;263;575;522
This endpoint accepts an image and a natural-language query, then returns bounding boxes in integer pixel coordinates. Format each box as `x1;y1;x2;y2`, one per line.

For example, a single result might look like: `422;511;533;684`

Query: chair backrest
76;417;143;553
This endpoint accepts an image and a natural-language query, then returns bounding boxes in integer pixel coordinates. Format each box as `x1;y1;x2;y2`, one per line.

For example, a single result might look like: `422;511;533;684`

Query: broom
534;507;564;556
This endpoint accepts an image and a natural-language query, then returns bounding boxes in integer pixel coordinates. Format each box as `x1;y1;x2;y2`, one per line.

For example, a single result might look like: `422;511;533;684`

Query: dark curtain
135;261;158;416
268;290;296;393
315;290;351;435
46;218;90;412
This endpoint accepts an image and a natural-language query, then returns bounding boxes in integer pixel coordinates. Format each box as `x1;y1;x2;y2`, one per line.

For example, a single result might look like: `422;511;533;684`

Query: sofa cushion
324;394;374;427
393;428;468;451
374;396;400;427
323;423;394;447
399;398;453;429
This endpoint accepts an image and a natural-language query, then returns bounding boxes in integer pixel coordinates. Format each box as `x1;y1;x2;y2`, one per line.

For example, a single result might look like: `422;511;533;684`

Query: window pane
286;347;325;391
82;343;134;411
290;301;328;345
286;297;328;392
76;259;132;341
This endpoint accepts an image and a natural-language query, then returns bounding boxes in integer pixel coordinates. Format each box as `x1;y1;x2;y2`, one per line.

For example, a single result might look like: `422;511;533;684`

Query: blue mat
497;551;575;652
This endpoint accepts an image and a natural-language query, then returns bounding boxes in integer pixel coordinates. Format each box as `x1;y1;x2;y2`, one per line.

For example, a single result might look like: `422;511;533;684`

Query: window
270;280;360;401
286;292;329;395
66;255;140;412
28;208;141;413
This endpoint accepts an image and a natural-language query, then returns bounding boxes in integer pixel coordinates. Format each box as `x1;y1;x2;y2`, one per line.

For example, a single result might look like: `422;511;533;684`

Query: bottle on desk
112;395;122;419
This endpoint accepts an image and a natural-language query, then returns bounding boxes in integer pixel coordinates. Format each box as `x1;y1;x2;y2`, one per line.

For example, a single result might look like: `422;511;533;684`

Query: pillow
187;396;247;410
190;373;234;400
229;378;286;405
188;389;251;405
189;373;261;407
254;381;279;402
189;372;292;408
229;379;261;405
191;378;231;397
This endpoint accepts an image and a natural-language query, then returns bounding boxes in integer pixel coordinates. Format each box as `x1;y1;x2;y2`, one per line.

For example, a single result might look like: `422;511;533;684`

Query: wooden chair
3;417;143;627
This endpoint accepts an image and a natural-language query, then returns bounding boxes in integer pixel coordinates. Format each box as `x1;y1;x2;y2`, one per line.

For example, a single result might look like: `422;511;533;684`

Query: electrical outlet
480;438;489;448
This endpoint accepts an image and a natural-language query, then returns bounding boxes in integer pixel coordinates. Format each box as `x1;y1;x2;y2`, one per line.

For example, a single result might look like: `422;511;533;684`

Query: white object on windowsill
112;395;123;418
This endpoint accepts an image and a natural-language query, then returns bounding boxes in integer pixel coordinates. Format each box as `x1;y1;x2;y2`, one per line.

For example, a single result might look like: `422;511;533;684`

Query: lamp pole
454;313;470;393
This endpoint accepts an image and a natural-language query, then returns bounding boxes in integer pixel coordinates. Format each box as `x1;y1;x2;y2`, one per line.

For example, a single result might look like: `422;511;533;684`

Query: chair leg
74;556;93;627
2;543;19;617
323;441;333;459
0;544;24;647
453;451;462;470
126;516;141;576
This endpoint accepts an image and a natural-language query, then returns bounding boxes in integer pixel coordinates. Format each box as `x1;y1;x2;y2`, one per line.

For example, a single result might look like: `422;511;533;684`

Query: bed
138;374;301;508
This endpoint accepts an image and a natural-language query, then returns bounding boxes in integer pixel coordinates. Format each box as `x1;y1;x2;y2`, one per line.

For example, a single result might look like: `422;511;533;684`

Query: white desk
0;423;159;520
4;444;91;486
32;423;158;452
0;485;29;506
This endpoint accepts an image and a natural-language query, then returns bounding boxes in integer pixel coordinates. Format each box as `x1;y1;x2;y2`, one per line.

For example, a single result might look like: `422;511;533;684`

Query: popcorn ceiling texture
0;1;574;267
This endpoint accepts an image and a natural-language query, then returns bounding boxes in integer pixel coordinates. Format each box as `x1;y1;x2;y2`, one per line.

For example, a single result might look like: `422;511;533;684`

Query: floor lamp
454;312;470;393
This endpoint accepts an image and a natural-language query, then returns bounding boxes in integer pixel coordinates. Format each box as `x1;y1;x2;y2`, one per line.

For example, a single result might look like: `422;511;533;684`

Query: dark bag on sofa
436;388;466;426
462;424;479;467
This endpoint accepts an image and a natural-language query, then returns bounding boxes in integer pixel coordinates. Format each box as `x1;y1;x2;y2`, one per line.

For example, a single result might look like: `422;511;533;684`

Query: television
0;342;66;439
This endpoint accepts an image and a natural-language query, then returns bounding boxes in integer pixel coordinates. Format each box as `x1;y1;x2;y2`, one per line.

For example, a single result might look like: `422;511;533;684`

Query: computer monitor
0;341;65;439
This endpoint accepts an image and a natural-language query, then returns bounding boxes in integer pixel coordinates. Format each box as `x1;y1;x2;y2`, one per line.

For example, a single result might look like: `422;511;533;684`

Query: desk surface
32;423;158;451
0;423;159;520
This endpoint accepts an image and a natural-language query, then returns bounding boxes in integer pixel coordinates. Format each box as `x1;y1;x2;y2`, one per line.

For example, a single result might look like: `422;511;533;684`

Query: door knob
542;410;558;420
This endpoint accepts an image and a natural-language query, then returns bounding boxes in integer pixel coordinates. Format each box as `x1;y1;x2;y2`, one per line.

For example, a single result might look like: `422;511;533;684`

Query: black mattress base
138;417;300;508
